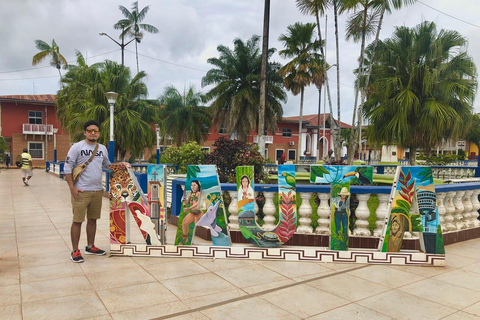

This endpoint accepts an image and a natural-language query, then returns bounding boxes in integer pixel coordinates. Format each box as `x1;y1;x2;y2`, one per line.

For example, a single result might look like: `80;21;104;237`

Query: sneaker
23;181;28;186
85;245;106;255
71;250;84;263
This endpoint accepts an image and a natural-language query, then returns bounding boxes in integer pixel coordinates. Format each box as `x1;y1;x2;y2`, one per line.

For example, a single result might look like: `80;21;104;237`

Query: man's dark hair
84;120;101;131
23;148;28;152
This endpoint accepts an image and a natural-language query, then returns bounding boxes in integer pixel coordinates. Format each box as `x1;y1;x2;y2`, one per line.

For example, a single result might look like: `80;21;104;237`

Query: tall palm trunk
313;8;335;161
297;88;305;162
354;1;388;163
135;41;139;73
258;0;270;158
348;6;368;165
333;1;342;160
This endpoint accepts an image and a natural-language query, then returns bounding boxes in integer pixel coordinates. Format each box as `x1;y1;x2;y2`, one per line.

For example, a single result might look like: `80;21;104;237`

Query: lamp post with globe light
106;92;119;163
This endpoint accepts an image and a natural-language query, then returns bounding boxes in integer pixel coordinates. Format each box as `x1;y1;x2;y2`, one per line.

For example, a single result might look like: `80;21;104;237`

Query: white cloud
0;0;478;126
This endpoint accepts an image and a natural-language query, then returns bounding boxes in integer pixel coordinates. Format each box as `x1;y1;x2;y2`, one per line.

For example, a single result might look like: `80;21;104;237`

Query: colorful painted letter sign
109;164;445;267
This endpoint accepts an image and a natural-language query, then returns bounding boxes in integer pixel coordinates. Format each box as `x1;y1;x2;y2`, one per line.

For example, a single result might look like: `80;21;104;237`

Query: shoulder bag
72;144;99;184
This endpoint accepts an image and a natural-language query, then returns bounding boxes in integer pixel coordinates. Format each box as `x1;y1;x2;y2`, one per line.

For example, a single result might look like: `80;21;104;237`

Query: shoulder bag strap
83;143;99;167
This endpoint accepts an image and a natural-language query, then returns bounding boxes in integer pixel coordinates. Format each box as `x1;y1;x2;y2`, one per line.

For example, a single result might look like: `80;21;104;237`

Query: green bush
205;137;267;183
161;141;205;173
417;153;463;165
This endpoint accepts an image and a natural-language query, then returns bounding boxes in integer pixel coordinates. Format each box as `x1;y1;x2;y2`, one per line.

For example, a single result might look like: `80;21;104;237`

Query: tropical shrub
205;137;267;183
161;141;205;173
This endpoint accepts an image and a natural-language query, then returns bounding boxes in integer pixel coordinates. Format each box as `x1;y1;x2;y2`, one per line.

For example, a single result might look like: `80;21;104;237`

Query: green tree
465;114;480;155
344;0;416;164
158;85;211;146
363;21;477;165
202;35;287;142
32;39;68;79
205;137;267;183
161;141;206;174
278;22;324;162
296;0;341;160
56;58;158;161
0;137;9;161
115;1;159;73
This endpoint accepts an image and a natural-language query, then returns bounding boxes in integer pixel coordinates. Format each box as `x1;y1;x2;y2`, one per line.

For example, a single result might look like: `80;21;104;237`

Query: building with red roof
0;95;70;167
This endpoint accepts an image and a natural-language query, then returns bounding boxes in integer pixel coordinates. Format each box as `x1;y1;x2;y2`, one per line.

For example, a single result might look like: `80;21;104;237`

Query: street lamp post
53;128;58;162
155;124;160;164
106;92;119;163
99;25;137;66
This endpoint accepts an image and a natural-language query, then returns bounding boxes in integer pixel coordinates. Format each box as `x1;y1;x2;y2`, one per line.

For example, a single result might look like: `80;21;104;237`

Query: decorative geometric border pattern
111;244;445;266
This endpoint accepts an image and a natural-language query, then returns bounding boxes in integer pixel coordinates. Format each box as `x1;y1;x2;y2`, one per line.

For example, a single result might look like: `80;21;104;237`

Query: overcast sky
1;0;479;126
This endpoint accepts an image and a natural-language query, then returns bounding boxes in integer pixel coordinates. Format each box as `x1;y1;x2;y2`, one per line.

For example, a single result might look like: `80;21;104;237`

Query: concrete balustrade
46;163;480;245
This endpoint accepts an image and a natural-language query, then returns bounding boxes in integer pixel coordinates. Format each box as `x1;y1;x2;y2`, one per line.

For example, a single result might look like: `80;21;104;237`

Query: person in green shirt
21;148;33;186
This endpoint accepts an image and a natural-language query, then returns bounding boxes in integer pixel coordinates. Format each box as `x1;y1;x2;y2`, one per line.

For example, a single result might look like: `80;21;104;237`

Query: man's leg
71;222;82;251
84;191;105;255
86;218;97;246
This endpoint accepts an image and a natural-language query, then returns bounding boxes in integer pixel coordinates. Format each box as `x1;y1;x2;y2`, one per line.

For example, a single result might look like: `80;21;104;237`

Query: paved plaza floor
1;169;480;320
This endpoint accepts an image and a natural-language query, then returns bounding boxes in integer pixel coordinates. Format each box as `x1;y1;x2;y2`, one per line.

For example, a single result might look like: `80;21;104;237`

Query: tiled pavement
1;169;480;320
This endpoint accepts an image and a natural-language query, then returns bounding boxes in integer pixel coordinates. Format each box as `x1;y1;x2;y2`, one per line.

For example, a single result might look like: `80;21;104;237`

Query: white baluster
471;189;480;227
353;193;371;236
297;192;313;234
228;190;239;230
463;190;473;228
453;190;466;230
374;193;390;237
262;191;276;230
315;193;331;235
436;193;447;232
444;191;456;231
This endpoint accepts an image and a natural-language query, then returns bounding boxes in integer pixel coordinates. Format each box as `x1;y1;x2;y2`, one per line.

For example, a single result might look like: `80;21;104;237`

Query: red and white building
0;95;70;167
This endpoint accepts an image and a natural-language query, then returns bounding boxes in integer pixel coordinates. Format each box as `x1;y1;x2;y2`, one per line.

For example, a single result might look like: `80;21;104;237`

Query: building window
218;126;226;135
282;128;292;137
276;149;284;161
29;142;43;159
264;149;268;159
28;111;43;124
202;147;210;153
288;149;296;160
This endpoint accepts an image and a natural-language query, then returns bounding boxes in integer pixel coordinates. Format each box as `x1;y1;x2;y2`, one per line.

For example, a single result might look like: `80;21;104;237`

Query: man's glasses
86;129;100;134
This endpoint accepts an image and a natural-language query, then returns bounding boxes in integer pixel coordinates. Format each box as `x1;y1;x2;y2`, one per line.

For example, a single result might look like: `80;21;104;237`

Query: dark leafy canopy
465;114;480;152
278;22;325;161
363;21;477;164
158;85;211;146
56;58;157;161
205;137;267;183
202;35;287;142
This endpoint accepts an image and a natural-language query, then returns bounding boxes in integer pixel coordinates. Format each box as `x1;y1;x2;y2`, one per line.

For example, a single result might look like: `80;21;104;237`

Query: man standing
21;148;33;186
5;154;10;169
64;120;110;263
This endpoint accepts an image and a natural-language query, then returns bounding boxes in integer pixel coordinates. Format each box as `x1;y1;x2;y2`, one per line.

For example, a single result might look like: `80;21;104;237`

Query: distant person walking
64;120;110;263
20;148;33;186
5;154;10;168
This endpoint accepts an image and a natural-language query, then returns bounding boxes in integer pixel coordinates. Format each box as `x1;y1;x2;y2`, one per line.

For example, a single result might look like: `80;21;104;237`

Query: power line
417;0;480;29
0;49;120;75
125;49;208;72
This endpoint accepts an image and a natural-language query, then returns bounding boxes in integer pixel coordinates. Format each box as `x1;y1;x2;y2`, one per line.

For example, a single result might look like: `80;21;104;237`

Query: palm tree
343;0;416;164
278;22;324;162
158;85;211;146
56;59;157;160
202;35;286;142
32;39;68;79
363;21;477;165
114;1;159;73
296;0;338;160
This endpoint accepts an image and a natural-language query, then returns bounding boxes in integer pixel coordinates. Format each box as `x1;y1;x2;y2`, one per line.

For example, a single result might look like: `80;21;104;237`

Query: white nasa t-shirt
64;140;110;191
